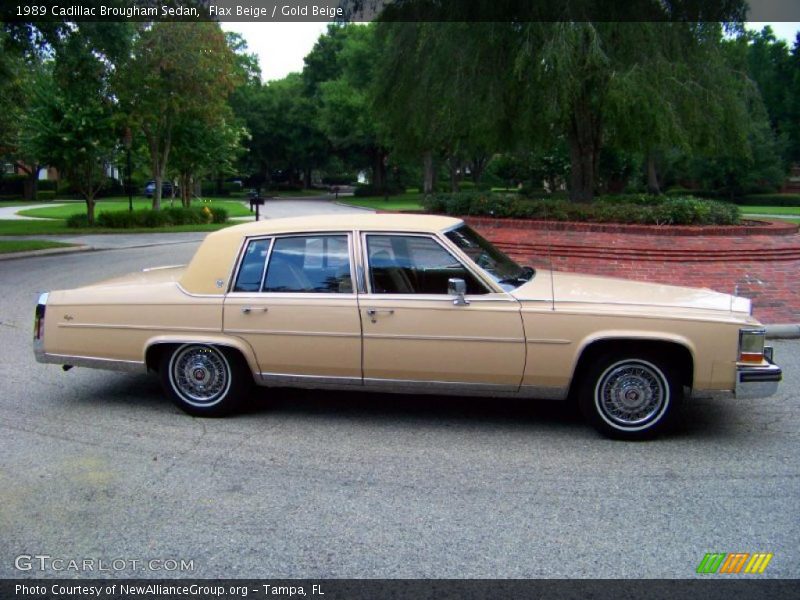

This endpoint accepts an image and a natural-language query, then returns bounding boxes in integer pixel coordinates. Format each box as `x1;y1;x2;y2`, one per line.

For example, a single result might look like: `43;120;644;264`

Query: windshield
445;225;534;291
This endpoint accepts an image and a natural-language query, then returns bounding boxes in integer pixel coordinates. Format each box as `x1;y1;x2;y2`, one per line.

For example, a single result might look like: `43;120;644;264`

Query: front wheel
159;344;251;417
579;354;682;440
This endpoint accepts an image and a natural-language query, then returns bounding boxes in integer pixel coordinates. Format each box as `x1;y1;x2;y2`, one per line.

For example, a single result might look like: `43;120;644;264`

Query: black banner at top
1;0;799;23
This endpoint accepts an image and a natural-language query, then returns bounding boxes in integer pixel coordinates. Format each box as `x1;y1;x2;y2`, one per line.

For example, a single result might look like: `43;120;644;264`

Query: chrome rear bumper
735;361;782;399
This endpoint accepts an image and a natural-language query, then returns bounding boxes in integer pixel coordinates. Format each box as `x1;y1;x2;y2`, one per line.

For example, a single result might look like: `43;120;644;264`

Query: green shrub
66;213;89;228
322;175;354;185
664;187;694;197
737;193;800;207
97;210;137;228
0;174;26;195
90;205;228;229
353;183;404;197
36;190;56;201
209;207;228;223
424;192;740;225
37;180;57;192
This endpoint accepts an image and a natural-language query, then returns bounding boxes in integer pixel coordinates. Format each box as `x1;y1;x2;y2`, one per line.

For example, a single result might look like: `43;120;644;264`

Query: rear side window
263;235;352;293
233;238;271;292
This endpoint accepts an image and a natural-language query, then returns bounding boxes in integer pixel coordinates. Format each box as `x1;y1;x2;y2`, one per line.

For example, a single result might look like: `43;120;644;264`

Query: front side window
263;235;352;293
445;225;534;290
366;235;488;295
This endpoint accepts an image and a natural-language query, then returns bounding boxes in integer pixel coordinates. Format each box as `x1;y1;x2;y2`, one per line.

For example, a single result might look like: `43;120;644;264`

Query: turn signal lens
739;328;766;363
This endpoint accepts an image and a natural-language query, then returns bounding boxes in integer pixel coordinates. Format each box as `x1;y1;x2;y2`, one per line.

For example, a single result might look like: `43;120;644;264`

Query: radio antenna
545;198;555;311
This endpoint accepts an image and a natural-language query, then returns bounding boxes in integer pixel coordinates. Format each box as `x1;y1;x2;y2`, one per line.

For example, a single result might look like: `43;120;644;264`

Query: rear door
223;233;362;385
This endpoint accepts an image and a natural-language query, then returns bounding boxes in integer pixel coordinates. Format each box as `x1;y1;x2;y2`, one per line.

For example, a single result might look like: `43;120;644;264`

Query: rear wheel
159;344;251;417
579;353;682;440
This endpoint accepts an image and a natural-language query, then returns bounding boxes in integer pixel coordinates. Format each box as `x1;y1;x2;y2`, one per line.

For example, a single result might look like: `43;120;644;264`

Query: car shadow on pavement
72;375;759;441
243;386;586;432
79;374;587;435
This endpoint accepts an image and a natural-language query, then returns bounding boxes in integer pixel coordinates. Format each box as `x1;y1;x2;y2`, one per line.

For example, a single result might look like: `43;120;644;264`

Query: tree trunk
21;166;39;201
448;156;460;193
149;134;162;211
86;197;96;226
470;155;489;184
180;173;192;207
422;151;435;194
372;150;386;191
303;168;312;190
646;153;660;195
148;125;171;211
567;98;602;203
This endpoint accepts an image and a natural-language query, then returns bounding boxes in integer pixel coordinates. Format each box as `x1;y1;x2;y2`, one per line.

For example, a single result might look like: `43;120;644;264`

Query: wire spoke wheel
168;344;231;407
580;352;682;440
594;359;669;431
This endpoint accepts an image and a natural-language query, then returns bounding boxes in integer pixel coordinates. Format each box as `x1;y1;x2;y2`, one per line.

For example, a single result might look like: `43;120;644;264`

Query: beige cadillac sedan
34;214;781;439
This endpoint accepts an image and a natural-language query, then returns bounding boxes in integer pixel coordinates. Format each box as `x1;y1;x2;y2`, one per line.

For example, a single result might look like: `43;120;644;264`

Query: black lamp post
122;127;133;213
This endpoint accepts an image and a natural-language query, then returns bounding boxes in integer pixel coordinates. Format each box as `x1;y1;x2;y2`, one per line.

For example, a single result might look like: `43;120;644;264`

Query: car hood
511;270;751;316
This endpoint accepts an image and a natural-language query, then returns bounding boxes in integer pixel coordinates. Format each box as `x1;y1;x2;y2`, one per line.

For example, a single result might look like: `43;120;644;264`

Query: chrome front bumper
735;361;782;399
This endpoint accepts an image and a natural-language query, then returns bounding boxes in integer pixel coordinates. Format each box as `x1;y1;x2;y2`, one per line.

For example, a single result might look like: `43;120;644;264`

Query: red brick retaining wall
467;217;800;324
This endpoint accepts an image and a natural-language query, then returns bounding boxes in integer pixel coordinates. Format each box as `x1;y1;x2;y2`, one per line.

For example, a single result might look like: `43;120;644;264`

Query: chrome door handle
241;306;268;314
366;308;394;323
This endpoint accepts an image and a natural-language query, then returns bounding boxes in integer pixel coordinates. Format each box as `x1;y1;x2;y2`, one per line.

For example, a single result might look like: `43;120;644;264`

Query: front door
359;233;525;392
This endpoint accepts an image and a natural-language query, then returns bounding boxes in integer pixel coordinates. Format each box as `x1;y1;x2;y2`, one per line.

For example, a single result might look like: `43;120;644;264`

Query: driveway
0;242;798;579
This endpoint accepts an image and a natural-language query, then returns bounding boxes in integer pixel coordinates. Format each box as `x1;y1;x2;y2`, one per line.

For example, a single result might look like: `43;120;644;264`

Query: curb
0;245;90;261
765;324;800;339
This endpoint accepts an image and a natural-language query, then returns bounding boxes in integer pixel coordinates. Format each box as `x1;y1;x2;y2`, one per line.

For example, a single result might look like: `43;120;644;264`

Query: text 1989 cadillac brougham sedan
34;214;782;439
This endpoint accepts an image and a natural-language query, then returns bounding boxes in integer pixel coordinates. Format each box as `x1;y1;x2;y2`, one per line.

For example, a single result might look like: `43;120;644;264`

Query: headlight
738;328;766;363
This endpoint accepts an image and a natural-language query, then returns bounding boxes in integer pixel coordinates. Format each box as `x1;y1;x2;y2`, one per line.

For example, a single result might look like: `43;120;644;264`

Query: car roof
221;212;462;237
180;212;464;295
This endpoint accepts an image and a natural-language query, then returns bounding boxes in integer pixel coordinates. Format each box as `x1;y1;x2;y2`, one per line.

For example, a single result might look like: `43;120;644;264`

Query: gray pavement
0;203;70;220
0;242;798;579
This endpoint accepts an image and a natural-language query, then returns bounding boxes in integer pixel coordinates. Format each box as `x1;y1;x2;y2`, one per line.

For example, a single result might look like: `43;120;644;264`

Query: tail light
738;328;766;363
34;292;48;341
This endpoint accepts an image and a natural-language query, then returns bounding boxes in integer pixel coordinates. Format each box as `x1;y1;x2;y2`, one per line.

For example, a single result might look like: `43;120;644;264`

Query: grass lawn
739;206;800;215
0;240;75;254
17;197;252;219
338;192;425;212
0;219;236;236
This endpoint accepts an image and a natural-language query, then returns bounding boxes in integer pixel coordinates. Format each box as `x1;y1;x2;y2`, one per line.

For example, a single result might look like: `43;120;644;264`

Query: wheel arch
144;335;258;377
568;333;696;400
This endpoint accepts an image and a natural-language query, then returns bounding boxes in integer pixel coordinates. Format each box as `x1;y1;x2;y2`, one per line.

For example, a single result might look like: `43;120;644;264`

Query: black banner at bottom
2;579;798;600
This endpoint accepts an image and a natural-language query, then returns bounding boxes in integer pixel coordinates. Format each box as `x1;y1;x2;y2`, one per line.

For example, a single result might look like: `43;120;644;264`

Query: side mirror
448;278;469;306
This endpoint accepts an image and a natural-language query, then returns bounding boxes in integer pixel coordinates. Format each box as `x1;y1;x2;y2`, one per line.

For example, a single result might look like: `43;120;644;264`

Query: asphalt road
0;240;798;579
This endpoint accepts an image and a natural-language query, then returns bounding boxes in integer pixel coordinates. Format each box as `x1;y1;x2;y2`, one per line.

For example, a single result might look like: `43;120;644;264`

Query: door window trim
227;232;356;297
360;231;494;296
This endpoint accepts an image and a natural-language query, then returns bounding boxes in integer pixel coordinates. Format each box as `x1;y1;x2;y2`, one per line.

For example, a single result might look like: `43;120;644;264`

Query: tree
743;27;800;164
170;107;245;206
117;22;238;209
311;24;392;190
372;22;510;193
22;32;121;223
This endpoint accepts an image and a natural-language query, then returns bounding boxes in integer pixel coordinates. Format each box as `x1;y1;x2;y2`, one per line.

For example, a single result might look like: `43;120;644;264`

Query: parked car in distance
144;180;179;198
33;214;782;439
